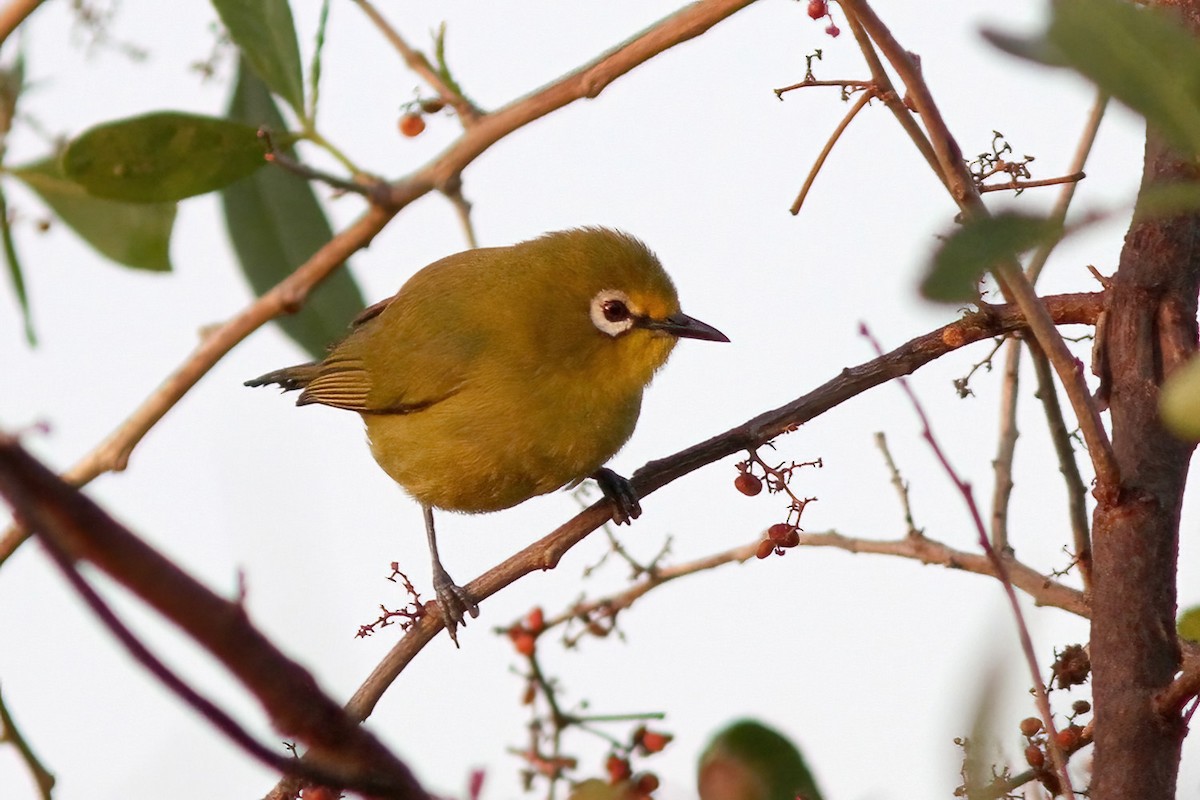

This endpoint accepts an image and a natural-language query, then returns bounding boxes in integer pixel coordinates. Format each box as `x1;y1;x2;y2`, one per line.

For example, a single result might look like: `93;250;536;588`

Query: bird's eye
602;299;630;323
590;289;637;337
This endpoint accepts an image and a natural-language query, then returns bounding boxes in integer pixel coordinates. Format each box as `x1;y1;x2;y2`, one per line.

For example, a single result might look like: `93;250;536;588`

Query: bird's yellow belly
363;385;641;513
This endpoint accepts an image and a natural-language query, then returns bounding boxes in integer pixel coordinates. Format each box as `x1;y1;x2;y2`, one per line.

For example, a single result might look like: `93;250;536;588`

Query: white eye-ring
590;289;636;337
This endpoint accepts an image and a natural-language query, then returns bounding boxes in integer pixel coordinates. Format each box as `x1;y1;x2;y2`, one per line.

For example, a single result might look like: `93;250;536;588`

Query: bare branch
860;323;1076;800
342;291;1104;725
791;89;873;215
0;0;42;48
795;530;1086;615
978;171;1086;194
1029;341;1092;586
990;338;1020;552
838;0;1119;497
0;434;426;800
0;683;54;800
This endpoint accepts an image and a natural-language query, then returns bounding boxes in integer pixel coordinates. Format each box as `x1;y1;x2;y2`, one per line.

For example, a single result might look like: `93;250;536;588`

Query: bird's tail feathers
244;363;320;392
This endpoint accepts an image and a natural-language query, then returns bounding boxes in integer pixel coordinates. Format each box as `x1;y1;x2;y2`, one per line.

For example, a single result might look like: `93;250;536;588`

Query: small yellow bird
247;227;727;642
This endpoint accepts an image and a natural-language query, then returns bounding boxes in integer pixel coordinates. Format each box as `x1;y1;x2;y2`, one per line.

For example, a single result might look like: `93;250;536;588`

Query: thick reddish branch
0;436;426;800
1090;129;1200;800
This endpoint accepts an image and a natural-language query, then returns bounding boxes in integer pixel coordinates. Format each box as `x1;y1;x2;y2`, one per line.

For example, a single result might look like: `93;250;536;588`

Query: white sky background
1;1;1198;799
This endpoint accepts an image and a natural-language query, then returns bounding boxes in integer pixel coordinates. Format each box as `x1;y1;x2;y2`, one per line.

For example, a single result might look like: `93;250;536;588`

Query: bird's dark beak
641;312;730;342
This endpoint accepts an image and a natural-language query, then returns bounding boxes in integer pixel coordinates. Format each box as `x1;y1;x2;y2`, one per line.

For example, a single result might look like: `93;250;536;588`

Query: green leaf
1049;0;1200;157
1179;606;1200;643
0;183;34;343
698;719;824;800
12;156;174;271
922;213;1061;303
221;62;365;359
1160;354;1200;442
980;28;1069;68
62;112;265;202
212;0;305;118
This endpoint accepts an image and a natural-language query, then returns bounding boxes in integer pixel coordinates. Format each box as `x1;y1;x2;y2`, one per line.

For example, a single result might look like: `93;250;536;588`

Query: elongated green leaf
62;112;264;203
12;157;174;271
1049;0;1200;157
222;62;364;359
922;213;1061;303
212;0;305;117
0;183;34;343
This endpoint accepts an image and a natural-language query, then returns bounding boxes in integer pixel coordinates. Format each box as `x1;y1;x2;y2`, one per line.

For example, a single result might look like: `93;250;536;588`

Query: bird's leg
423;505;480;647
592;467;642;525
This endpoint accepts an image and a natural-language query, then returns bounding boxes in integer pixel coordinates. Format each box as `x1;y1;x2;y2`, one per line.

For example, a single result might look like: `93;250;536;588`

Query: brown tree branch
838;0;1119;495
1156;647;1200;717
541;540;762;636
978;171;1086;194
0;683;53;800
990;338;1021;552
793;530;1087;616
1028;340;1092;584
1090;126;1200;800
0;0;43;48
0;0;762;569
342;291;1104;725
0;434;426;799
790;89;873;215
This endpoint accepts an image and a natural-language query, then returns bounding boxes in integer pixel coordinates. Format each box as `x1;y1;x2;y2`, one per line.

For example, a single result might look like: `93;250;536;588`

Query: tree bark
1090;126;1200;799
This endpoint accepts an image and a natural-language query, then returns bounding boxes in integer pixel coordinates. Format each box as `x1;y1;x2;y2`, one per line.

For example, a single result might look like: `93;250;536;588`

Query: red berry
807;0;827;19
399;113;426;137
1024;745;1045;769
756;539;776;560
640;731;672;754
606;755;632;783
1019;717;1043;737
1055;727;1079;750
527;606;545;634
512;630;536;657
734;473;763;496
635;773;660;795
768;523;796;544
825;23;841;37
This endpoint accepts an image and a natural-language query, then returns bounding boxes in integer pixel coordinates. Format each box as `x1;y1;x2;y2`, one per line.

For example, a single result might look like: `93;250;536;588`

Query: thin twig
442;174;479;249
1028;340;1092;586
873;432;921;538
990;337;1021;552
791;89;873;215
860;323;1076;800
1026;91;1108;284
839;5;947;189
794;529;1087;616
542;540;761;634
978;171;1086;194
0;682;54;800
839;0;1119;498
773;78;873;97
351;0;482;123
